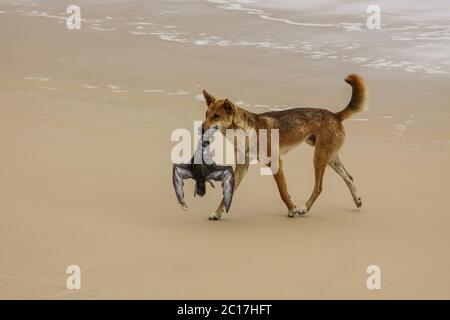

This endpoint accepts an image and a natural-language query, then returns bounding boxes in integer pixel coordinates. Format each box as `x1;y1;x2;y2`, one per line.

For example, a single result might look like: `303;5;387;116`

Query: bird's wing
172;164;194;210
207;166;235;213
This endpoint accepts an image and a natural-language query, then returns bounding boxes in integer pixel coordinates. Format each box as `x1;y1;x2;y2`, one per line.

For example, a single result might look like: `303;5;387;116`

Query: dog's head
201;90;236;133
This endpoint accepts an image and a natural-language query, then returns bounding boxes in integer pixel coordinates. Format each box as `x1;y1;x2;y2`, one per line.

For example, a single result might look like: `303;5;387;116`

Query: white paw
297;206;308;215
287;208;297;218
208;212;221;220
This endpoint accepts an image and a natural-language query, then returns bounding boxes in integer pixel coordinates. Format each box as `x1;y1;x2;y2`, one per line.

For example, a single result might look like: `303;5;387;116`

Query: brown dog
202;74;366;220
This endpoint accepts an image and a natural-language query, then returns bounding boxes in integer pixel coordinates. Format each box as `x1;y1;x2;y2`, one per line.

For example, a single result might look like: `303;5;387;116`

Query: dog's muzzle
201;124;219;140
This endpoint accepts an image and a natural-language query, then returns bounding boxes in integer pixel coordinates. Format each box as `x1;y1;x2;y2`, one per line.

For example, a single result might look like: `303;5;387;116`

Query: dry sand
0;0;449;299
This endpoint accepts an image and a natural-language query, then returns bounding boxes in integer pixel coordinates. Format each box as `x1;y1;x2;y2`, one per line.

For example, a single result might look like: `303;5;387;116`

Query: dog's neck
232;107;261;130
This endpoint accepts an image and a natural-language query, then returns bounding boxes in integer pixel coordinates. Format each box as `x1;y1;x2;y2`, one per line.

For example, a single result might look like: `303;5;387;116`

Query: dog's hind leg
328;155;362;208
209;163;248;220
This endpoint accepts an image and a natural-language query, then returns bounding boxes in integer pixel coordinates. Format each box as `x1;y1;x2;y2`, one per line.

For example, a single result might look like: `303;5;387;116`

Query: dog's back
259;74;367;152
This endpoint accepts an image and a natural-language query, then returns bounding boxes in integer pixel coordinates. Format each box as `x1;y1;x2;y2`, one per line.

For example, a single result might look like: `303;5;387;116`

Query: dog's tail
335;74;367;121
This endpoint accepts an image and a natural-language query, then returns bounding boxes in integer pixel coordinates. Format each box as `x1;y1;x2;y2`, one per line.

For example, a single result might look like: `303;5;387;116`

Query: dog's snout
201;124;218;134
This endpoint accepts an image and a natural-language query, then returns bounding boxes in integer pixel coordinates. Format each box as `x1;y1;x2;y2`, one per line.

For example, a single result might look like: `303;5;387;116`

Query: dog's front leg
270;159;298;217
209;163;248;220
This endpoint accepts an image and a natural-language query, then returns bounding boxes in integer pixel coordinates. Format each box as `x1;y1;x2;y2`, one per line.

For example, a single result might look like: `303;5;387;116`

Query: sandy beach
1;0;450;299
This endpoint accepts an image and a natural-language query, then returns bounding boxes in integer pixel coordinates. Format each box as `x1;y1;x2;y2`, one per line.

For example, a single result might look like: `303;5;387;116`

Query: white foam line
207;0;356;29
194;40;211;46
90;27;117;31
157;10;179;15
127;22;154;26
81;84;99;89
259;15;333;27
352;57;369;63
107;84;121;90
351;118;369;122
23;10;66;20
207;0;263;14
426;70;448;74
168;90;190;95
341;23;363;31
143;89;165;93
37;86;58;91
129;31;148;35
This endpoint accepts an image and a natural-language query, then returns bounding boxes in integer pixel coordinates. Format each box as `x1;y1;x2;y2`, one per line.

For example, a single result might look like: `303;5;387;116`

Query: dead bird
172;130;235;212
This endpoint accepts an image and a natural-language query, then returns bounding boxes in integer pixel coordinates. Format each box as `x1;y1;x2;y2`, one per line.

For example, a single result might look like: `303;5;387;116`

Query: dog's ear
203;90;215;107
223;99;235;115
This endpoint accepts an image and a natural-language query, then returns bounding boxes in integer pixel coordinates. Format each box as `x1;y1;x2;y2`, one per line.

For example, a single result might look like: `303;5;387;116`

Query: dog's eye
212;114;220;119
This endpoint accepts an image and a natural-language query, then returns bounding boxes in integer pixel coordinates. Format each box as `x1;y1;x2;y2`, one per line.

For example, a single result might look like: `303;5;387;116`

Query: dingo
201;74;366;220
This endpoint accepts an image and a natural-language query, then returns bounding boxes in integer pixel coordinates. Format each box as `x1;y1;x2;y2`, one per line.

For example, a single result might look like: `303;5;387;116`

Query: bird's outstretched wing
207;166;235;213
172;164;193;210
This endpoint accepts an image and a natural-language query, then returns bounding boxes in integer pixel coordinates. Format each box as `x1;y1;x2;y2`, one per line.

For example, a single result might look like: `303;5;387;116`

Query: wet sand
0;0;449;299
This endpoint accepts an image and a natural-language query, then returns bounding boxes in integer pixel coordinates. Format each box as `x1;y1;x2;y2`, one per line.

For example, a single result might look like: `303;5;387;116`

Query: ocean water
2;0;450;76
204;0;450;74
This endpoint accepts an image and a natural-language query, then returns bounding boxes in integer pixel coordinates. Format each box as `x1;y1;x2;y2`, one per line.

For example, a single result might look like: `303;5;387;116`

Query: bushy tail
335;74;367;121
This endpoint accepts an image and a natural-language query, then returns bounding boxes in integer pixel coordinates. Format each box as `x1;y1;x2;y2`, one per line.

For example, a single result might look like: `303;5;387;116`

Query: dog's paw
297;206;308;216
356;197;362;208
208;212;221;221
287;207;297;218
